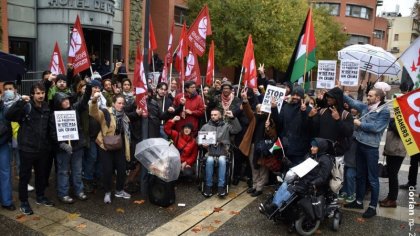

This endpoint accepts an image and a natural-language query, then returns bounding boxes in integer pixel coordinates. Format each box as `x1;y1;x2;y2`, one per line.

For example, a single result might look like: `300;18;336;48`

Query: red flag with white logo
185;50;201;85
206;40;214;86
186;5;212;57
133;45;148;112
49;42;66;75
175;23;188;82
241;35;257;89
161;20;174;83
68;15;91;74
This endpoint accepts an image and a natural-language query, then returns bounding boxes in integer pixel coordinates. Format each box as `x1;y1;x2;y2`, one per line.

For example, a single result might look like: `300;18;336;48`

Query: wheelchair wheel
331;210;341;231
295;214;321;236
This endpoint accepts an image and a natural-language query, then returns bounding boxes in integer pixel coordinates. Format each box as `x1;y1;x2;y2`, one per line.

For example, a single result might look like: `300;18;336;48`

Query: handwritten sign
54;110;79;141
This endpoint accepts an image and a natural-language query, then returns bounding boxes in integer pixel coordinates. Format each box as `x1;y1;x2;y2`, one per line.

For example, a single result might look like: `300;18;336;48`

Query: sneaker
251;191;262;197
338;192;347;201
115;190;131;199
77;192;88;201
344;200;363;209
104;192;111;204
27;184;34;192
59;196;75;204
36;196;54;207
247;188;256;194
20;202;33;215
259;203;277;217
399;183;415;190
218;187;227;197
345;194;356;203
203;186;212;198
2;204;16;211
362;207;377;218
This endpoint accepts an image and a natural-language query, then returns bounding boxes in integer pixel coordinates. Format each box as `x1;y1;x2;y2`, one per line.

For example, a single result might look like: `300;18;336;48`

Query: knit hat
291;86;304;98
221;81;233;89
56;74;67;83
90;79;102;89
182;123;194;130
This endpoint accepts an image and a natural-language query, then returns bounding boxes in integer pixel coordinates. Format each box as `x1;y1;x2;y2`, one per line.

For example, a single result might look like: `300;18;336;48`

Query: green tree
187;0;347;72
411;0;420;20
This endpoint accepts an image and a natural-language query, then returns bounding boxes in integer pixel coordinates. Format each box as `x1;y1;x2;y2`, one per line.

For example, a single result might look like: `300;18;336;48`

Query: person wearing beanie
271;85;312;165
47;74;73;108
164;116;198;179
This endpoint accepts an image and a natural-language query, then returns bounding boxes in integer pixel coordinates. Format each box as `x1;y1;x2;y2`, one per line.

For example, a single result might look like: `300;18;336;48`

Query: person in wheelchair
260;138;333;216
199;109;241;197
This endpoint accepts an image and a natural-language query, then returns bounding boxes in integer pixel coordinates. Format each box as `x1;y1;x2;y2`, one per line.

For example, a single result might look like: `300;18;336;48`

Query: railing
17;71;43;96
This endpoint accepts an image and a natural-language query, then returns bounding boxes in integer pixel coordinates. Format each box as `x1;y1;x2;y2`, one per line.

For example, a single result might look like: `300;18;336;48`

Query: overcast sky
377;0;416;16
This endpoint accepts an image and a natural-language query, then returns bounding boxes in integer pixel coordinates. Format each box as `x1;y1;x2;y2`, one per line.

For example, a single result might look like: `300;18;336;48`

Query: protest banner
198;131;216;145
339;60;359;86
394;88;420;156
316;60;336;89
54;110;79;141
261;85;287;113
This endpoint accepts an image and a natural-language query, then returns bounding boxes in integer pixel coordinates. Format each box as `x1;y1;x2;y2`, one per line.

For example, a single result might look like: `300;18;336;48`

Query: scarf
123;91;135;106
112;107;131;141
2;93;20;109
368;101;380;111
221;93;234;111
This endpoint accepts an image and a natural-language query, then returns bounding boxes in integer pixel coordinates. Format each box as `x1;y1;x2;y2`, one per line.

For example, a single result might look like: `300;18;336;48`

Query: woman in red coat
164;116;198;178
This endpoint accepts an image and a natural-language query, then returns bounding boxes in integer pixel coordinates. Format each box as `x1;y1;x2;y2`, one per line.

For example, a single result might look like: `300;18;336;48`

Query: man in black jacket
6;83;55;215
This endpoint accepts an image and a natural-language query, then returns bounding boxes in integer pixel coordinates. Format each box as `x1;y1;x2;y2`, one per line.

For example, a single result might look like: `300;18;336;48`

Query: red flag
49;42;66;75
149;15;158;63
185;50;201;85
206;40;215;86
241;35;257;89
68;15;91;74
161;20;175;83
133;45;148;112
175;23;188;82
187;5;212;57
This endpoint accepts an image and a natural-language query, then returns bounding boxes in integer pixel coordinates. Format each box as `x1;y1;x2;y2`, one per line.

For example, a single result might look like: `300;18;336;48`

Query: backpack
320;108;351;156
329;156;344;194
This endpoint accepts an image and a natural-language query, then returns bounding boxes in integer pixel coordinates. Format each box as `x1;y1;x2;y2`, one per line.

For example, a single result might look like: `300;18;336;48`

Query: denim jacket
343;95;390;148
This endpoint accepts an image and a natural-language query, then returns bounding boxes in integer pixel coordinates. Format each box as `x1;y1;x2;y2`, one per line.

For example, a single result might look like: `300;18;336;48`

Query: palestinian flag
270;138;283;153
286;8;316;83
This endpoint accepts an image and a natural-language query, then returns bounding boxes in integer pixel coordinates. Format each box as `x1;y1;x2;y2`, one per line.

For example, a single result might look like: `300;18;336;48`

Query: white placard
317;60;337;89
54;110;79;141
290;158;319;178
339;60;360;86
197;131;216;145
261;85;287;113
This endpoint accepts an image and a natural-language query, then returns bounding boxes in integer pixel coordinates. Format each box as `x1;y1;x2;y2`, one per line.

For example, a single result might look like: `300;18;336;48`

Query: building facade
384;14;420;58
315;0;388;49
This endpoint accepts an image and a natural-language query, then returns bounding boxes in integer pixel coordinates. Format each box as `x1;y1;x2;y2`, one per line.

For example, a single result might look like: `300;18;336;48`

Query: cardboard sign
54;110;79;141
198;131;216;145
317;60;337;89
339;60;359;86
261;85;287;113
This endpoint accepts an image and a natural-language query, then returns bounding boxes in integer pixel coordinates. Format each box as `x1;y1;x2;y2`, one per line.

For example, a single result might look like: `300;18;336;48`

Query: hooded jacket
301;138;333;187
49;84;92;151
310;87;354;143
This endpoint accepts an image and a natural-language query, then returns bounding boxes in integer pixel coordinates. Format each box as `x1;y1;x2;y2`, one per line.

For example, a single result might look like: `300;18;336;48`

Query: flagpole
236;66;245;97
152;51;155;72
201;84;208;122
212;68;215;86
169;62;173;82
90;66;94;76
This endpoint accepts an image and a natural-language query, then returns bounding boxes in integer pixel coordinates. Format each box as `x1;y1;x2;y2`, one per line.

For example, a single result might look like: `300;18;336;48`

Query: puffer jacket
164;120;198;166
301;138;334;187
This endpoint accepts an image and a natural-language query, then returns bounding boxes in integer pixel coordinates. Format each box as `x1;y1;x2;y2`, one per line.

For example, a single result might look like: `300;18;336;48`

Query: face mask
3;90;14;100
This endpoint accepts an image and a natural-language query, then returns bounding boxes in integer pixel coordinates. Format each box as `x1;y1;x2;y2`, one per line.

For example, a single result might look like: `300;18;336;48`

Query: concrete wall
7;0;36;38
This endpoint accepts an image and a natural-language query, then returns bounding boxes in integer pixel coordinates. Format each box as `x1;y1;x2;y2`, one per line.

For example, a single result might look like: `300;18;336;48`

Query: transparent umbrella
134;138;181;182
338;44;401;76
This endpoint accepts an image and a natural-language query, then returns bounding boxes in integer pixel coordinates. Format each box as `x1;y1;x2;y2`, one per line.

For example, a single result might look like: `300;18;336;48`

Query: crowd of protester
0;61;412;221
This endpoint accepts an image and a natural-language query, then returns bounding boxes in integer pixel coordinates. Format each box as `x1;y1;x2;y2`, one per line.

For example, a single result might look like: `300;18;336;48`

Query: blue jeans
83;141;97;180
355;142;379;207
56;149;84;197
342;166;356;196
205;156;226;187
272;181;293;207
0;143;12;206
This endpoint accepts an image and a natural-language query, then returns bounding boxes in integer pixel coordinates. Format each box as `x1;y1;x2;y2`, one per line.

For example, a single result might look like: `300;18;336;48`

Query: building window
346;5;372;20
373;30;384;39
394;34;399;41
9;37;35;71
347;35;370;45
315;3;340;16
174;6;188;25
114;0;123;10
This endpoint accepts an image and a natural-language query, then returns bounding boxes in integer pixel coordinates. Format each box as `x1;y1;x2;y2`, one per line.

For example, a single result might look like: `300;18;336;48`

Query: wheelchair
195;144;235;196
259;171;342;236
